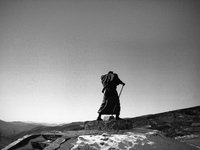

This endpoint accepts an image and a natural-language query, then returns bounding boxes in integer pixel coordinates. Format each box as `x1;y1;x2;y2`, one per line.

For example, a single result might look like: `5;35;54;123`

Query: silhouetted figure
97;71;125;121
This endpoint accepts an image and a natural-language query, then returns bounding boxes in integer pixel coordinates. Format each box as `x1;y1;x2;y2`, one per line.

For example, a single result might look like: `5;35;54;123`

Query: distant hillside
0;120;43;136
13;121;84;140
11;121;61;126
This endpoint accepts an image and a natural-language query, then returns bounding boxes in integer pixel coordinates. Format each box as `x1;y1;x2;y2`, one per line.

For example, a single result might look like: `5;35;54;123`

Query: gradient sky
0;0;200;124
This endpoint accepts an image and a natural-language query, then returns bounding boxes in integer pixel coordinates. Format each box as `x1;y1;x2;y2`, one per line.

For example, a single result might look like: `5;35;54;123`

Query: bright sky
0;0;200;124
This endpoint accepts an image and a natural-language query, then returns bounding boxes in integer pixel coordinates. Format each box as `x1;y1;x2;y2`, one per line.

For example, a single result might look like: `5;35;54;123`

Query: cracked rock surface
3;129;199;150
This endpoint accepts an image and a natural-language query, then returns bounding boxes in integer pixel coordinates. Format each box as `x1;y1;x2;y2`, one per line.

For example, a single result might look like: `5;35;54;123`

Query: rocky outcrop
146;106;200;137
85;106;200;138
85;119;133;131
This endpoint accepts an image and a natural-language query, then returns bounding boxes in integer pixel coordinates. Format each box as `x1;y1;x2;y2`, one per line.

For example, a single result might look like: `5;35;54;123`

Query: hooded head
108;71;114;74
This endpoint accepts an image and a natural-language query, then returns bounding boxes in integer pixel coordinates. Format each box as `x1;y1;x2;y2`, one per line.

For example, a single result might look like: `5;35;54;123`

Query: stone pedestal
84;120;133;131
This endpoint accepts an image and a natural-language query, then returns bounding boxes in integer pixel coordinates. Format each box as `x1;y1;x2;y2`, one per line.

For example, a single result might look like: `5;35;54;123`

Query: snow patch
71;132;155;150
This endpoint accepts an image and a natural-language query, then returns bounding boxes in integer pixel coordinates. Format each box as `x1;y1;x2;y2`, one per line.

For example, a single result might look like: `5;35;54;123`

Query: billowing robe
98;73;124;115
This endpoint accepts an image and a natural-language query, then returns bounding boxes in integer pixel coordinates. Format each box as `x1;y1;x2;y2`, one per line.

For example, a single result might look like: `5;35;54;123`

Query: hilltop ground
1;106;200;149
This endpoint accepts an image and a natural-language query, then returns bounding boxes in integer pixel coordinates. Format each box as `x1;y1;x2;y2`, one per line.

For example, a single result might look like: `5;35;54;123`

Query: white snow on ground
175;134;199;140
175;134;200;149
71;131;157;150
